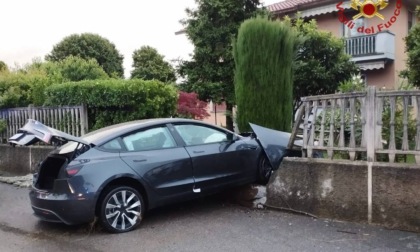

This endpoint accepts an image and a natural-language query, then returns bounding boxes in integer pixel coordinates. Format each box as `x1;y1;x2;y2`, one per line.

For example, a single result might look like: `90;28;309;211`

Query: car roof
82;118;233;145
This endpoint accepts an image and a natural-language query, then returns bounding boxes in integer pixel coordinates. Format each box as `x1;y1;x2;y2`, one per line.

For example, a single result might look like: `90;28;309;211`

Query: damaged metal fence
0;104;88;143
289;86;420;164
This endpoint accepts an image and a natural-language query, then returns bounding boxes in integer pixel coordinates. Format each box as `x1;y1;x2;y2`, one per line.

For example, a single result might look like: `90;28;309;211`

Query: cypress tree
234;17;296;132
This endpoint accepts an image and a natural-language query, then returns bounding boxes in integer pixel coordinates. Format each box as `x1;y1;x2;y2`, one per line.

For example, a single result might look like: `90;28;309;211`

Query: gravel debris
0;174;33;188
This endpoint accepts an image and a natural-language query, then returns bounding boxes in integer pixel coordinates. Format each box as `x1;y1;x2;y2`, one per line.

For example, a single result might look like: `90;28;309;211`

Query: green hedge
234;17;296;132
45;79;178;130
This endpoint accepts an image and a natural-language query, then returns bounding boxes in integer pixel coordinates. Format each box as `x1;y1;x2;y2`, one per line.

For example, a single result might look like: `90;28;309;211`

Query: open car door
8;119;89;146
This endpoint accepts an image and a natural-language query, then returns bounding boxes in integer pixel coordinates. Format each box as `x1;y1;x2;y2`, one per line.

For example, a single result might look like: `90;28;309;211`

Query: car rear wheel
100;186;144;233
257;155;273;185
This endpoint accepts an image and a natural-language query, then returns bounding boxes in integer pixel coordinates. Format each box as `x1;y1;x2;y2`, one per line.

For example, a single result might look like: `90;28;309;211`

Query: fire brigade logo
350;0;389;20
336;0;401;34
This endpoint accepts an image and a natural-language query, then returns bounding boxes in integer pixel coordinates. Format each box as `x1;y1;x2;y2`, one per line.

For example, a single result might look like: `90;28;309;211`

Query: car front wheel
257;155;273;185
100;186;144;233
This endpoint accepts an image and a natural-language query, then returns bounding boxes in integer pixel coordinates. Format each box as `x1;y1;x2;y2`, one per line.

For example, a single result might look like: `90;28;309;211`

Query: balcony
345;31;395;65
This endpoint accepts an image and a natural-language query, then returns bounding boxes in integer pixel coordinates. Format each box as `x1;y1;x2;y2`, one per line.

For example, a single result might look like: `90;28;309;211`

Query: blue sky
0;0;280;77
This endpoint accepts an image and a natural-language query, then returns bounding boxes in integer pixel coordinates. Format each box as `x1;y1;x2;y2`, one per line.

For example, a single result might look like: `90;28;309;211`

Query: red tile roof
267;0;315;12
267;0;332;14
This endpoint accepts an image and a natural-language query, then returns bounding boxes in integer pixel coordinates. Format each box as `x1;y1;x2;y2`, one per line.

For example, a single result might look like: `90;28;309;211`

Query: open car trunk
9;119;91;190
35;155;69;190
8;119;89;146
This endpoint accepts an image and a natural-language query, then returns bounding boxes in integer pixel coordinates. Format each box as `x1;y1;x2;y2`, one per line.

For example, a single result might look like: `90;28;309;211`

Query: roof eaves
270;0;339;16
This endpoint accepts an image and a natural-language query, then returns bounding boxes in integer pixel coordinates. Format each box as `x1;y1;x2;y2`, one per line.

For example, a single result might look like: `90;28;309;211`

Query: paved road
0;182;419;252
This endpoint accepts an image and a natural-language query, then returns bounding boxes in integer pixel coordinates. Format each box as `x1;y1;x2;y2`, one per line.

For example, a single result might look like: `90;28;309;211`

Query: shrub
43;56;109;82
0;61;8;72
0;58;112;109
0;68;49;108
337;74;365;93
400;10;420;87
44;79;178;130
176;91;210;119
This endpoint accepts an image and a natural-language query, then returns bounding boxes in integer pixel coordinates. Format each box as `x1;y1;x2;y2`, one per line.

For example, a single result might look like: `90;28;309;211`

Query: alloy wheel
102;187;143;232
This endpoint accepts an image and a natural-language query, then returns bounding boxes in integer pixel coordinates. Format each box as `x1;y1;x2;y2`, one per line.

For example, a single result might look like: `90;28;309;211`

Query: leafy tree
177;91;210;119
46;56;109;82
0;57;109;108
0;66;47;108
0;59;52;108
0;61;7;72
234;17;296;132
290;18;358;115
178;0;264;131
131;46;176;83
45;33;124;78
400;8;420;87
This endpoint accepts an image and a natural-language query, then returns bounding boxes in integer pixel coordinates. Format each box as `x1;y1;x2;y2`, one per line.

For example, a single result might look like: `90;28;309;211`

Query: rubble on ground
0;174;32;188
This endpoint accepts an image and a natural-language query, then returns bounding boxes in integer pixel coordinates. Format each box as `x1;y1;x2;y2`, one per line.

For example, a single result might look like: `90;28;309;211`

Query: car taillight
66;165;83;177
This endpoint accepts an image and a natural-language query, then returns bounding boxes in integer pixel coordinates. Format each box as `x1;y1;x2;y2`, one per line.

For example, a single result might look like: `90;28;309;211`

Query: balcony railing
345;35;376;56
344;31;395;62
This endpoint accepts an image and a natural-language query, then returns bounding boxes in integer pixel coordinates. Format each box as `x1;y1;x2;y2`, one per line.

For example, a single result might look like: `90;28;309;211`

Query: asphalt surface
0;182;419;252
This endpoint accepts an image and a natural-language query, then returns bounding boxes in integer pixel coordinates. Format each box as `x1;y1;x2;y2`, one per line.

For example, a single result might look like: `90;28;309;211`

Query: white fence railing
289;87;420;164
0;105;88;143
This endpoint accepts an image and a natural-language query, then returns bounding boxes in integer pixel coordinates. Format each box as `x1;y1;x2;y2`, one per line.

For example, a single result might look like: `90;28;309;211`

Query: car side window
174;124;228;146
101;138;123;151
122;127;176;151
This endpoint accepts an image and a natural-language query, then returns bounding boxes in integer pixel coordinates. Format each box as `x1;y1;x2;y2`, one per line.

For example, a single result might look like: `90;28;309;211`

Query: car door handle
133;159;147;162
193;150;205;154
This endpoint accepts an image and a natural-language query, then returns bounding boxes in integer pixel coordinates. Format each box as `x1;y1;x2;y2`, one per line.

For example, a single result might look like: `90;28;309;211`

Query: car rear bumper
29;188;96;225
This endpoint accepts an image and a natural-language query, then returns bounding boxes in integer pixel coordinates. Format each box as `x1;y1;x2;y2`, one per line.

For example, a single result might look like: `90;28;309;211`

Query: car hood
250;123;293;170
8;119;89;146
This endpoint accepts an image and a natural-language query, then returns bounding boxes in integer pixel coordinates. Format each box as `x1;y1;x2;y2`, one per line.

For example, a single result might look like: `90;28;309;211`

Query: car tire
256;155;273;185
99;186;144;233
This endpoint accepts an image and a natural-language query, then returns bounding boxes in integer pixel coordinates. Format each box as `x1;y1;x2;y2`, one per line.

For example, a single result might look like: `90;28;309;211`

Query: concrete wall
372;162;420;232
267;157;420;233
0;144;54;175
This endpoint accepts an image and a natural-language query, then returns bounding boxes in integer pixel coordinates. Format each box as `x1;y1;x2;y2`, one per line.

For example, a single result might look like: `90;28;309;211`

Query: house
202;101;228;128
267;0;420;89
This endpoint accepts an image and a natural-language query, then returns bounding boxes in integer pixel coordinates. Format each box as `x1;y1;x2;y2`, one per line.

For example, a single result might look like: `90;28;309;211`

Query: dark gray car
8;118;298;233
